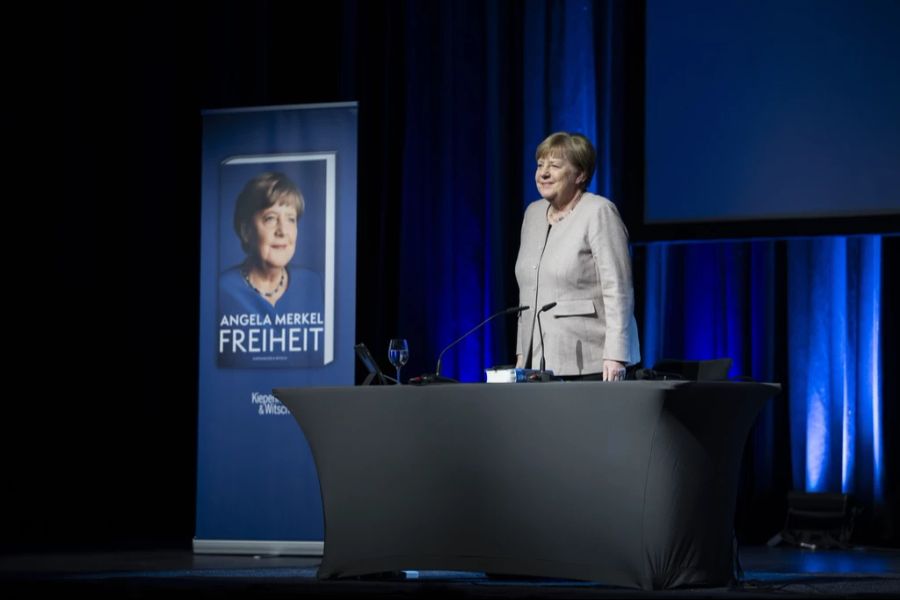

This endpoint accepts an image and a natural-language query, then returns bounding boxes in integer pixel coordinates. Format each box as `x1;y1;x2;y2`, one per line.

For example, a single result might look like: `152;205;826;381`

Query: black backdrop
9;1;897;553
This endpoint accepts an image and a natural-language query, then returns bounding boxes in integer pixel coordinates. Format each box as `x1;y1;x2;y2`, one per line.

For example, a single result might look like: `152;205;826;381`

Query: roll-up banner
195;103;357;553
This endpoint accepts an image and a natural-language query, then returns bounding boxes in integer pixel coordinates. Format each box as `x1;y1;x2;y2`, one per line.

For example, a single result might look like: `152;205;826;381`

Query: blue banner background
196;104;357;541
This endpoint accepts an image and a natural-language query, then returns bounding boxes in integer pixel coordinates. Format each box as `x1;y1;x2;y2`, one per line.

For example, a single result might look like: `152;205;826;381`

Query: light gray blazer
515;193;641;375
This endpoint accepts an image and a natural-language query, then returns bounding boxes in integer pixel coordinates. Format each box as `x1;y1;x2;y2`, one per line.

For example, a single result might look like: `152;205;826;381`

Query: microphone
410;305;529;385
537;301;557;374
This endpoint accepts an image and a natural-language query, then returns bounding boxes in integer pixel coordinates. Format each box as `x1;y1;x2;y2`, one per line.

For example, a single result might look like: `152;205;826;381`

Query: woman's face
248;201;298;269
535;153;583;204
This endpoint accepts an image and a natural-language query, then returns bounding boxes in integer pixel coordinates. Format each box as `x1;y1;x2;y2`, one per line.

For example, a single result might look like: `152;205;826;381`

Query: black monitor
651;358;733;381
355;343;388;385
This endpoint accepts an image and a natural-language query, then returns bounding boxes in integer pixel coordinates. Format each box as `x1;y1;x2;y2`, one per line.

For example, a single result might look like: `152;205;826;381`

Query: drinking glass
388;338;409;384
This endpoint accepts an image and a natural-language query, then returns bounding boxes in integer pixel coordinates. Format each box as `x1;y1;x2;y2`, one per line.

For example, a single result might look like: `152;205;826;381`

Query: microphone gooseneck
537;301;557;373
434;305;529;378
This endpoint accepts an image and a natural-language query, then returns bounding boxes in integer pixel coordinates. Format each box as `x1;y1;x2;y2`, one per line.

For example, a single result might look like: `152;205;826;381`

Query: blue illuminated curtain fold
642;236;884;512
398;0;497;381
523;0;599;199
787;236;883;504
642;240;777;381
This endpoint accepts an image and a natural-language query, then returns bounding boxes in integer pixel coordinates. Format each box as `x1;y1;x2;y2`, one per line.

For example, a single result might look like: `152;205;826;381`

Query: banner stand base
193;539;324;556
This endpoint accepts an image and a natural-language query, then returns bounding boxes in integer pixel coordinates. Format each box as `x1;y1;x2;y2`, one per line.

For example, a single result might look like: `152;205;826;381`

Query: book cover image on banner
217;156;334;369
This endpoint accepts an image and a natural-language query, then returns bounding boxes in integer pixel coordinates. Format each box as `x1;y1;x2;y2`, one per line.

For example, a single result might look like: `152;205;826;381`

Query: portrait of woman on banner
217;171;325;368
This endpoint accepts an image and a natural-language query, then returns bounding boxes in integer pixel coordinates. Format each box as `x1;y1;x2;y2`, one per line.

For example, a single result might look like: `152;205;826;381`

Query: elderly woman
515;132;640;381
218;172;324;366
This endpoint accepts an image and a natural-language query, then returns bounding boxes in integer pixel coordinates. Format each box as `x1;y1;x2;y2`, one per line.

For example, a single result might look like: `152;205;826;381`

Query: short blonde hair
233;172;305;255
535;132;596;191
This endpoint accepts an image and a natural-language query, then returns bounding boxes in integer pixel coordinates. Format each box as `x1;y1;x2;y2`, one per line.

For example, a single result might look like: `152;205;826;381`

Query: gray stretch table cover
275;381;779;590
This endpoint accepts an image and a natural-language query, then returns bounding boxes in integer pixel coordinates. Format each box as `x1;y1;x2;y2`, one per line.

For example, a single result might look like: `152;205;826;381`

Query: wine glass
388;338;409;385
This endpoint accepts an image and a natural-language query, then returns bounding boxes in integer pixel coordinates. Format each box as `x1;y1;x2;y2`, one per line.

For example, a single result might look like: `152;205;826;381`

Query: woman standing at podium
514;132;640;381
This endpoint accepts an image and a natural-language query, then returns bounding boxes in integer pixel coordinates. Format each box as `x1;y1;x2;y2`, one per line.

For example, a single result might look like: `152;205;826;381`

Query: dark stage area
3;546;900;598
9;3;897;600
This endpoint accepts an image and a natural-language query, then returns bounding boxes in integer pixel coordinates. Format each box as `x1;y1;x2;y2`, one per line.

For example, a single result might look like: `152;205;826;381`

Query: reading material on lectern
485;367;546;383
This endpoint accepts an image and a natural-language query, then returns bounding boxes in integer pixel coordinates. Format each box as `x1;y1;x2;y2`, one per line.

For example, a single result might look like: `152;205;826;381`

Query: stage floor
2;545;899;598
